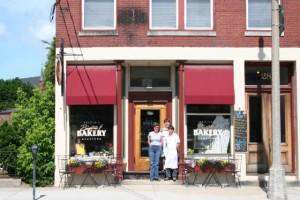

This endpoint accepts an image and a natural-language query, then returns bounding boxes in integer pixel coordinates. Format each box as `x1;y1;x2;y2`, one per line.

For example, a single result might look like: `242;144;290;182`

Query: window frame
184;0;213;30
82;0;116;30
246;0;273;30
186;105;232;156
149;0;179;30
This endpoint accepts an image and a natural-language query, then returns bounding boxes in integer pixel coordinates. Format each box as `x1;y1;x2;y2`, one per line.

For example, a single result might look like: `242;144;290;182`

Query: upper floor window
247;0;271;30
185;0;212;29
150;0;213;30
82;0;116;30
150;0;178;29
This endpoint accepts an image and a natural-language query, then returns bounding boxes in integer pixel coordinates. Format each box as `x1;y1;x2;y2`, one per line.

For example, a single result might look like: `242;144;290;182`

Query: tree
42;37;56;84
0;78;33;111
0;121;19;175
14;82;55;186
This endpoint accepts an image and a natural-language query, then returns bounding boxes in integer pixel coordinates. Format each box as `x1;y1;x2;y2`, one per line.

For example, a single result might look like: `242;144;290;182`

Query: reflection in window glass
130;67;170;87
140;110;160;157
187;105;231;154
186;0;211;29
280;96;286;143
249;96;262;143
69;105;114;156
151;0;177;28
248;0;271;29
83;0;115;29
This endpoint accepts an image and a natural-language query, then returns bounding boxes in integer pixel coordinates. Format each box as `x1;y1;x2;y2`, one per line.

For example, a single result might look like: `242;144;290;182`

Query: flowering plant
197;158;228;170
99;143;113;155
69;157;83;167
93;159;108;169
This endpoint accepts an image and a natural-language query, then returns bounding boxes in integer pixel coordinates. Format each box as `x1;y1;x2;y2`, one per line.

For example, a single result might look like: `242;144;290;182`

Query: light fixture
147;111;154;116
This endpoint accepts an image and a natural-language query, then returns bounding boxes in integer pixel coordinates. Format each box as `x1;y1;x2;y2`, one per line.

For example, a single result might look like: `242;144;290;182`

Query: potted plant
68;157;85;174
197;158;229;172
93;158;108;172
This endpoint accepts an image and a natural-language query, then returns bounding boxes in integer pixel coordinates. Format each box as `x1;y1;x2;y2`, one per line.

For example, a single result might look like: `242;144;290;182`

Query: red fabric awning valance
184;65;235;104
66;65;116;105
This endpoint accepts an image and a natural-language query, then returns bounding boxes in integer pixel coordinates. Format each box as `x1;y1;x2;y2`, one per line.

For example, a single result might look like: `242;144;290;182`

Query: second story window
150;0;178;29
185;0;212;29
247;0;271;30
83;0;116;30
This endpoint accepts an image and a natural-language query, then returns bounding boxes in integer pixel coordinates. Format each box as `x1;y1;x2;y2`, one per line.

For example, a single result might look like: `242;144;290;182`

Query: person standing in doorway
163;125;180;181
148;122;163;181
160;118;171;170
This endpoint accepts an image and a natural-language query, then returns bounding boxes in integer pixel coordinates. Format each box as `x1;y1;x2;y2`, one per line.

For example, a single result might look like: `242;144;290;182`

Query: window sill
79;31;119;36
244;31;271;37
147;31;216;37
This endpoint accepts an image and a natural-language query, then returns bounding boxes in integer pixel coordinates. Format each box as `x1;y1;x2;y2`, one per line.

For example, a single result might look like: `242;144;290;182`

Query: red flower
108;143;113;147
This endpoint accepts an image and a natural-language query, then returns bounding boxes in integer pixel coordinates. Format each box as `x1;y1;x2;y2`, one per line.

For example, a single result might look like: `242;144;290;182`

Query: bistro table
202;167;223;188
80;161;98;188
74;155;111;188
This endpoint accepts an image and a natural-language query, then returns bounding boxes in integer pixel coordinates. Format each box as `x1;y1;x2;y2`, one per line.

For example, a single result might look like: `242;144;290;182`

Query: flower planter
67;165;87;174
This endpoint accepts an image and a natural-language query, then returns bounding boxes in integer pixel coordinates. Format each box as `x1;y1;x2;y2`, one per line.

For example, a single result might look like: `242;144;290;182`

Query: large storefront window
187;105;231;154
69;105;114;156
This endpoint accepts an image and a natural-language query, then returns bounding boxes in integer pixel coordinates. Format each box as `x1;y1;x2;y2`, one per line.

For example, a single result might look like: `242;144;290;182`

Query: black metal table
202;167;222;188
80;163;99;188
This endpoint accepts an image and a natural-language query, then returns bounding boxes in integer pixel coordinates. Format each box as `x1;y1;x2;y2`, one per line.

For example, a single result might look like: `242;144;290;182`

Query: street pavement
0;184;300;200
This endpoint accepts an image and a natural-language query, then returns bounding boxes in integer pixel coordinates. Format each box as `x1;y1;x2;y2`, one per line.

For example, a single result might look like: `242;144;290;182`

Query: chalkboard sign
234;111;247;152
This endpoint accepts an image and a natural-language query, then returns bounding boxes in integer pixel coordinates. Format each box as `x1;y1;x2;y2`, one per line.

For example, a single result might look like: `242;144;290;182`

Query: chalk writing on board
234;111;247;152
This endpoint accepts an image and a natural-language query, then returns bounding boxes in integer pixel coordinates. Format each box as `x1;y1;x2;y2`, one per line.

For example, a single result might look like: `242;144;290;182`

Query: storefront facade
54;0;300;186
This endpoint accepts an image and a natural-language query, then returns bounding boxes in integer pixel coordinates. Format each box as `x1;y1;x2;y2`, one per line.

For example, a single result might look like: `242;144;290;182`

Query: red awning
66;65;116;105
184;65;235;104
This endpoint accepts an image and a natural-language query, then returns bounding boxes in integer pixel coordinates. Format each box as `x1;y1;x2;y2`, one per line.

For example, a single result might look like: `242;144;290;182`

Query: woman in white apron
163;125;180;181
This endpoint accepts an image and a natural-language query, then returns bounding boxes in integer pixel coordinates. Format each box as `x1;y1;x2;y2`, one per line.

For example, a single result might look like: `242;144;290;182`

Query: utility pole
267;1;287;199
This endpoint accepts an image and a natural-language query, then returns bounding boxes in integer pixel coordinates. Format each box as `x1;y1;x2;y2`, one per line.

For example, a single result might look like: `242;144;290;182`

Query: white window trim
82;0;116;30
184;0;213;30
149;0;179;30
246;0;277;31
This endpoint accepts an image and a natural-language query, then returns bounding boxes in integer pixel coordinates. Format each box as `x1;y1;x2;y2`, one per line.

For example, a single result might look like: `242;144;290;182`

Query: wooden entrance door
246;92;292;173
134;104;166;171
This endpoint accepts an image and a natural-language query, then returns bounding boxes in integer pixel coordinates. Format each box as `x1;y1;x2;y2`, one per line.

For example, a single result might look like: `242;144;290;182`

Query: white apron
163;133;180;169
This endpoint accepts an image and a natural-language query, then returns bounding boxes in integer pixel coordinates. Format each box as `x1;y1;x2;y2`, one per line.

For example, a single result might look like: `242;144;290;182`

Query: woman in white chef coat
163;125;180;181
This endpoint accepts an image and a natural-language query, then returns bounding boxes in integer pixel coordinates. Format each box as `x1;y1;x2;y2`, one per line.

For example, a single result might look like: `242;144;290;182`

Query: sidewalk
0;184;299;200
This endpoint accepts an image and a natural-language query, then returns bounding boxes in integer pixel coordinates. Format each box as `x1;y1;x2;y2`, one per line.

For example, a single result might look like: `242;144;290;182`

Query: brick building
55;0;300;186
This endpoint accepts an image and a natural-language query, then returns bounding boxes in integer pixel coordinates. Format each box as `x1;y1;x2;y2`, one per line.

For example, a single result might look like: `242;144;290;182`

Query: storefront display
69;105;114;156
187;105;231;154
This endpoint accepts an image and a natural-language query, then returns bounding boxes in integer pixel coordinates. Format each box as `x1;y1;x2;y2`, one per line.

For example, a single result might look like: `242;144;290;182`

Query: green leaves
14;82;55;186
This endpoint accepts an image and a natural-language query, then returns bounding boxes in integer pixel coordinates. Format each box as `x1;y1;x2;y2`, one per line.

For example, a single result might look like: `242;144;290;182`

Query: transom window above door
150;0;213;30
82;0;116;30
130;67;171;88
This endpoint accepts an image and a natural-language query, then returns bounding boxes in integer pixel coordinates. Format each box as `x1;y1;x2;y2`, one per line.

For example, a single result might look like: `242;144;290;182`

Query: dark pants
165;168;178;178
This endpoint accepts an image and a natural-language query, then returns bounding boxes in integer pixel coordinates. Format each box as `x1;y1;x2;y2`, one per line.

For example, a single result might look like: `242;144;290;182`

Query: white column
233;59;246;182
54;58;69;186
233;59;245;111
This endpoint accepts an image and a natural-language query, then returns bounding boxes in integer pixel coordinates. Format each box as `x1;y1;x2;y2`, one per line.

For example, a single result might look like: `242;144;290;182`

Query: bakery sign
77;124;107;137
193;129;223;136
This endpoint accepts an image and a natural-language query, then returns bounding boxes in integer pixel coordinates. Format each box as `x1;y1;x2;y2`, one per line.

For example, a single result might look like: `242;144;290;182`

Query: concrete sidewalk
0;184;299;200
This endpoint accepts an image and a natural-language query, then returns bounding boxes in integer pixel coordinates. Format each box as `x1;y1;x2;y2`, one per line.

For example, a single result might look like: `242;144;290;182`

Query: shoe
156;178;160;181
150;178;154;182
164;177;170;181
173;177;177;181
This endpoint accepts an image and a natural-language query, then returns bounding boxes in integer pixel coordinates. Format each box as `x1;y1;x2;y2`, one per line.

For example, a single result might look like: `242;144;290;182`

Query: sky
0;0;56;80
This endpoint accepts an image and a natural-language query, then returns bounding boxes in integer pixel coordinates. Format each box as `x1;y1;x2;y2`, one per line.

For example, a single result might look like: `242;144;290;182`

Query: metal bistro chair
180;155;201;186
103;154;123;186
224;155;242;188
58;155;75;188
